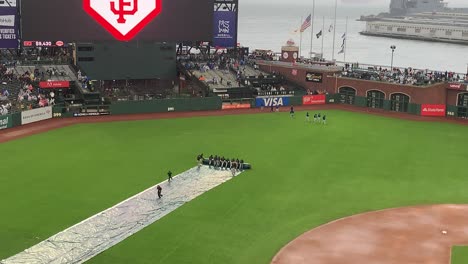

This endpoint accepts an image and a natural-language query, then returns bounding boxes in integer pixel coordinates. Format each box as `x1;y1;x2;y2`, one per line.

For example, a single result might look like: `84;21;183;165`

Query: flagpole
321;16;325;58
331;0;338;61
344;16;348;62
309;0;316;59
299;16;303;59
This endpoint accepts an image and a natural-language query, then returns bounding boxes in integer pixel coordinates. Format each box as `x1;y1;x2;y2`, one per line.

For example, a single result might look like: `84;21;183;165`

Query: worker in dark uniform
157;185;163;198
290;106;295;118
240;159;244;170
167;171;173;182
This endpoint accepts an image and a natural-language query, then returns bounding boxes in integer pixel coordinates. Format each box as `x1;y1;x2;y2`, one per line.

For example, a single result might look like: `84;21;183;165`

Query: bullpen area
1;110;468;264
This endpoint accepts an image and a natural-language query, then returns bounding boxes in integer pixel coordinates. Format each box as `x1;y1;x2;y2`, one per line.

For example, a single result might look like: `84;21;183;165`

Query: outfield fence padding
0;114;13;130
110;97;222;115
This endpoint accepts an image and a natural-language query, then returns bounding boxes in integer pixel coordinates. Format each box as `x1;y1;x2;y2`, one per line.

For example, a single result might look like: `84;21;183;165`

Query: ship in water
359;0;468;45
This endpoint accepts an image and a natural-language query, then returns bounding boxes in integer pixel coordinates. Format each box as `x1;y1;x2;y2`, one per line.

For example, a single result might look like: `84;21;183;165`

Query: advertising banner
21;106;53;125
448;83;467;91
23;40;66;48
305;72;323;83
303;95;326;105
421;104;446;117
39;81;70;89
213;11;236;48
222;103;251;110
0;114;12;130
0;7;18;49
73;112;110;117
256;97;290;107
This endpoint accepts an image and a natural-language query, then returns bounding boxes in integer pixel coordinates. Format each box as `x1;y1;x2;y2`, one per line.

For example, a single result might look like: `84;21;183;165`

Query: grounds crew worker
157;185;163;199
167;171;173;182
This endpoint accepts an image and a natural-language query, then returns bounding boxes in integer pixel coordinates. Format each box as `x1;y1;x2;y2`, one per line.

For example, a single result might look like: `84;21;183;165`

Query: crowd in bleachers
341;64;467;86
181;53;246;89
306;89;327;95
0;47;79;115
0;64;60;115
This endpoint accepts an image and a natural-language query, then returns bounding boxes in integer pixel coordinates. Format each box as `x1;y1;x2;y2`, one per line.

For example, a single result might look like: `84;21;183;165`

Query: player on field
322;114;327;125
313;113;317;123
230;159;237;176
221;157;226;170
306;112;310;123
197;154;203;168
290;106;295;118
208;155;214;168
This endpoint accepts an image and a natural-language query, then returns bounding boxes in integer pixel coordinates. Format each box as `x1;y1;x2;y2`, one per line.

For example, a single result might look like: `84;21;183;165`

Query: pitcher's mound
272;204;468;264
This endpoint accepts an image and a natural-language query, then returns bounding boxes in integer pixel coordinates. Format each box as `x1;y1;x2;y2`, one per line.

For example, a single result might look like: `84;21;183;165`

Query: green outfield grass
452;246;468;264
2;110;468;263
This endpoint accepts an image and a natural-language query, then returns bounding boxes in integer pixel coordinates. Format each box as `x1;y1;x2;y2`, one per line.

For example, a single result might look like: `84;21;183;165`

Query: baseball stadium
1;0;468;264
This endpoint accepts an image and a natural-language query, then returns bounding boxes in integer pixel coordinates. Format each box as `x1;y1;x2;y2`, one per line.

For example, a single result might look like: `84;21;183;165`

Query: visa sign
256;97;290;107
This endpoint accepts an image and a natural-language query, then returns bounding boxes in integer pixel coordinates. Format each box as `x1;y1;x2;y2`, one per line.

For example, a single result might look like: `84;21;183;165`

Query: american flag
300;14;312;32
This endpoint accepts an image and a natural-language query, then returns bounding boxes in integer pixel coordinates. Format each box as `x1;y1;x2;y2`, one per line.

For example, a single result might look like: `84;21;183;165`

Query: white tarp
1;166;241;264
21;106;52;125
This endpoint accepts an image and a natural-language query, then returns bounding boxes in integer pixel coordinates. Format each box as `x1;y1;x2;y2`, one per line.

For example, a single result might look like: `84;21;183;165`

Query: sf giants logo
83;0;162;41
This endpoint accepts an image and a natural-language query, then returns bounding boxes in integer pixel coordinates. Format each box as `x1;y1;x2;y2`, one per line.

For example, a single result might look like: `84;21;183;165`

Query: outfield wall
0;94;465;133
110;97;222;115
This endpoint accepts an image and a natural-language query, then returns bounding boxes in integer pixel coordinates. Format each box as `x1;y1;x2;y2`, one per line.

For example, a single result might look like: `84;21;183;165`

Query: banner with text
21;106;53;125
256;96;290;107
73;112;110;117
0;7;18;49
305;72;323;83
0;114;12;130
303;94;326;105
448;83;467;91
39;81;70;89
421;104;446;117
213;11;237;48
222;103;251;110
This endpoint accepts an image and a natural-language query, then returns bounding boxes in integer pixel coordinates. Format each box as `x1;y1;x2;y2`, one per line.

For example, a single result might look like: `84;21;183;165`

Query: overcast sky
244;0;468;7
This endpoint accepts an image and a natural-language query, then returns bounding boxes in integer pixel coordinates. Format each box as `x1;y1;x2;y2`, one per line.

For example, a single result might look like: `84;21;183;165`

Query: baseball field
1;109;468;263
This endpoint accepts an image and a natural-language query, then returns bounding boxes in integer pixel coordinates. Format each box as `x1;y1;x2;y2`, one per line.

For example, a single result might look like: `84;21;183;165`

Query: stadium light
390;45;396;70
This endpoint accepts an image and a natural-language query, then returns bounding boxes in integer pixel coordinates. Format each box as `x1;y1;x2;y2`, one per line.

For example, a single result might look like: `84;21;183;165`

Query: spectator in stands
0;103;11;115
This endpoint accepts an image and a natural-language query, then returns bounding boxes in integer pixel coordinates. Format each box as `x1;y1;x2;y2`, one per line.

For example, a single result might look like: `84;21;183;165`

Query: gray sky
244;0;468;8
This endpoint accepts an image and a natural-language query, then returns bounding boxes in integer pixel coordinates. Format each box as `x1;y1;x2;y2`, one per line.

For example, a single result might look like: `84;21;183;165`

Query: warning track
1;105;467;144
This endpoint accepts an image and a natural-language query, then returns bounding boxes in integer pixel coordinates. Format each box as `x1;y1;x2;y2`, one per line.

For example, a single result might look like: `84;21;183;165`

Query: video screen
21;0;214;42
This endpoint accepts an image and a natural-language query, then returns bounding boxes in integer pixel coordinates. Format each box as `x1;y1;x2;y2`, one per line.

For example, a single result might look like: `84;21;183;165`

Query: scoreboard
20;0;214;42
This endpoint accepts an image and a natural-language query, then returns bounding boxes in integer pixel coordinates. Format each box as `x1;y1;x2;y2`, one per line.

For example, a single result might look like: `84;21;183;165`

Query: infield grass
2;110;468;263
452;246;468;264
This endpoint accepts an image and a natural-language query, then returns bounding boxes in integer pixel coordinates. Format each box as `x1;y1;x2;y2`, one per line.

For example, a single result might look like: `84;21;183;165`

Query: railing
255;60;343;72
335;61;468;80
